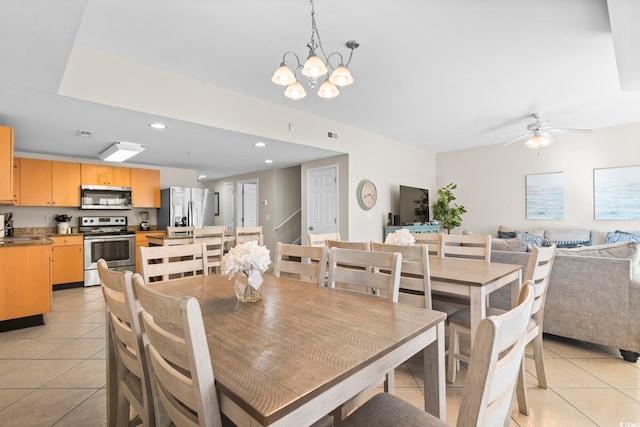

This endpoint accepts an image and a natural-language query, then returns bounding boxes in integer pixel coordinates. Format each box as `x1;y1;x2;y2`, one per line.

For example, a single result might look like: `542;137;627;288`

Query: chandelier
271;0;359;100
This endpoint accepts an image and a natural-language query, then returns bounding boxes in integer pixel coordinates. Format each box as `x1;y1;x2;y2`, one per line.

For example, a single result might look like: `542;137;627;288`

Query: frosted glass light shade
99;142;145;162
284;81;307;99
317;80;340;99
301;54;328;77
524;132;555;149
271;64;296;86
329;65;353;86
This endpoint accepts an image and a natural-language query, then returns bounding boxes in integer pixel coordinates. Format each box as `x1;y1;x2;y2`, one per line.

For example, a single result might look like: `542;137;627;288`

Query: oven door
84;234;136;270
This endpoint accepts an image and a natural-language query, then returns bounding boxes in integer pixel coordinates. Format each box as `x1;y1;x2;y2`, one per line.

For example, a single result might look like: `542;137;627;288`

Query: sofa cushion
556;241;640;275
491;237;528;252
544;228;591;242
499;225;544;236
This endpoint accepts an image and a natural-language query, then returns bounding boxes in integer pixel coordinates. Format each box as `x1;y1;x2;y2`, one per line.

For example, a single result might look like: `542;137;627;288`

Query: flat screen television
399;185;429;225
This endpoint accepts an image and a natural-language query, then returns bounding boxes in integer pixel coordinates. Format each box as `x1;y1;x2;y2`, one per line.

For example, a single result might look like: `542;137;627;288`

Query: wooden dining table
106;273;446;427
428;256;523;343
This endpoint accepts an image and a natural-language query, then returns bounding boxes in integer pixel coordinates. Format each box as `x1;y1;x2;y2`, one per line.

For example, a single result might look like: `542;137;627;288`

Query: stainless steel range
80;216;136;287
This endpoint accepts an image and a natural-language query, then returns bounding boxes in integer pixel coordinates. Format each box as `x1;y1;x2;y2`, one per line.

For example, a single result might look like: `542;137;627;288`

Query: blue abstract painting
594;165;640;220
526;172;564;220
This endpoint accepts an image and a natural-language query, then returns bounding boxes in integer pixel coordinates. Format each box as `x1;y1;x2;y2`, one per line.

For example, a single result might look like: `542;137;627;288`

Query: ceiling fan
501;113;592;149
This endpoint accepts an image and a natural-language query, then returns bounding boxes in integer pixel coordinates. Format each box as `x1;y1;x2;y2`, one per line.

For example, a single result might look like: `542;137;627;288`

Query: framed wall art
526;172;564;220
594;165;640;220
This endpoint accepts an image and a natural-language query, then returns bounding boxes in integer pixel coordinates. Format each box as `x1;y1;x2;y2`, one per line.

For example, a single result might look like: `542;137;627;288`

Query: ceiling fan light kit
524;131;555;149
271;0;358;100
502;113;592;149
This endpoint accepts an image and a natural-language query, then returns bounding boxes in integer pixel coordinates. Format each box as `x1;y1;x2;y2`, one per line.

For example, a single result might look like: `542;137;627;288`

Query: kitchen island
0;236;53;331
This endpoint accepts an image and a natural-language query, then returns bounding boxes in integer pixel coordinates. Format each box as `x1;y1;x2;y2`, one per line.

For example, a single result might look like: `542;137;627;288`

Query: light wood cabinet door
20;158;52;206
0;126;14;204
50;236;84;285
52;161;81;206
131;168;160;208
12;157;20;206
0;245;51;321
81;164;131;186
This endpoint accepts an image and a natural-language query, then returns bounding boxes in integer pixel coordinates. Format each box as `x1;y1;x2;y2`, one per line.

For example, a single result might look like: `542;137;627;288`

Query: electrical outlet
46;215;53;223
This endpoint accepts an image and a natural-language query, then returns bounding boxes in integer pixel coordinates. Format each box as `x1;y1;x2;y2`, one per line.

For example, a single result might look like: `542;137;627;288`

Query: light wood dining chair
338;282;535;427
167;226;195;237
193;226;226;274
98;259;154;427
326;239;370;251
440;233;492;262
370;242;431;308
412;232;443;257
132;274;223;427
307;232;341;247
138;242;208;283
273;242;328;286
235;226;263;246
447;246;556;414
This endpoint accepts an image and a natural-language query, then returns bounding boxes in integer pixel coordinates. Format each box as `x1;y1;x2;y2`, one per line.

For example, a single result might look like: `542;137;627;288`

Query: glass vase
234;269;264;303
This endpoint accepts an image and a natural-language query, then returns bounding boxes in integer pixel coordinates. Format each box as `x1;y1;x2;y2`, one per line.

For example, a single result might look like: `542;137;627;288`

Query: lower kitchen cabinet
50;235;84;285
0;244;51;321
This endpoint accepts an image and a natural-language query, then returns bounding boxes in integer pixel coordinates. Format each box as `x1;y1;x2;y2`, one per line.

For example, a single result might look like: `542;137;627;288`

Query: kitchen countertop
0;236;53;246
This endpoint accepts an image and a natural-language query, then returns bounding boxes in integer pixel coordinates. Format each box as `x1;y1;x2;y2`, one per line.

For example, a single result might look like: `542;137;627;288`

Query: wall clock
357;179;377;211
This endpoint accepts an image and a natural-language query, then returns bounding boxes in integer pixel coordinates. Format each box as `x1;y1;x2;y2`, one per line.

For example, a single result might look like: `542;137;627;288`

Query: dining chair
138;242;208;283
273;242;328;286
307;231;341;247
412;232;442;257
98;259;154;427
132;274;224;427
440;233;492;262
235;226;263;246
193;226;226;274
326;239;370;251
447;245;556;415
167;226;195;237
338;281;535;427
370;242;431;308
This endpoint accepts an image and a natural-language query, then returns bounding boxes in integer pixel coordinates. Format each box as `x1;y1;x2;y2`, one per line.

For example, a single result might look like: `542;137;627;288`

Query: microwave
80;185;132;210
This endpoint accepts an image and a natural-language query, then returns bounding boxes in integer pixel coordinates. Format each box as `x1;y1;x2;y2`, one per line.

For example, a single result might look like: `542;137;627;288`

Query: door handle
308;226;314;231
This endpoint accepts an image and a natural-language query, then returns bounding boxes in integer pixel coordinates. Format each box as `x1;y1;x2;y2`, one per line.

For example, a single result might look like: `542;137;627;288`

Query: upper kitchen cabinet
131;167;160;208
81;164;131;187
0;126;14;204
20;159;81;206
12;158;20;205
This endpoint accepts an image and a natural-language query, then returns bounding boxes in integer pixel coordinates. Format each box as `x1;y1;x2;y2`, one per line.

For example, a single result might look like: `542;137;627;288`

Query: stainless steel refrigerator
158;187;217;229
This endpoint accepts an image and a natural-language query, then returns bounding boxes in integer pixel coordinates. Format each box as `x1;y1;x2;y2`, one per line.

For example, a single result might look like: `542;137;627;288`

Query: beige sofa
488;227;640;362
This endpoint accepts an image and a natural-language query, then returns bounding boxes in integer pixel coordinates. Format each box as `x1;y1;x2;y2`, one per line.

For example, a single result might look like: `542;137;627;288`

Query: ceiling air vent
327;131;339;141
76;129;94;138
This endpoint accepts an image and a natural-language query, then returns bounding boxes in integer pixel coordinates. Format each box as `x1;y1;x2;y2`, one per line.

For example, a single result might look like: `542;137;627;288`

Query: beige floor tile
394;387;426;408
76;311;106;324
42;359;105;388
394;362;419;388
52;388;107;427
89;348;107;360
542;335;616;359
555;387;640;426
0;338;28;351
537;357;609;388
442;385;464;425
80;324;106;339
0;338;69;359
36;323;103;339
619;388;640;403
0;360;28;377
0;388;94;427
0;359;81;388
44;311;91;324
0;325;52;339
511;388;597;427
37;339;104;360
0;389;32;411
570;358;640;388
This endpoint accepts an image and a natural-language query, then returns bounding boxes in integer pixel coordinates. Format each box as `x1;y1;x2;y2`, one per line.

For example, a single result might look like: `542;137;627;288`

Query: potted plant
432;183;467;234
413;189;431;224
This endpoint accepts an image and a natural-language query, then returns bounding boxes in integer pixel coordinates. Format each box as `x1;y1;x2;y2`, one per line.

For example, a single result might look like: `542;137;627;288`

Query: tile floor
1;286;639;426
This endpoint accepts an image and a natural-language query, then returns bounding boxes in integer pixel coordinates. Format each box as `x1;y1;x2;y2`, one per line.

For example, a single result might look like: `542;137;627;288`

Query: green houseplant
432;183;467;234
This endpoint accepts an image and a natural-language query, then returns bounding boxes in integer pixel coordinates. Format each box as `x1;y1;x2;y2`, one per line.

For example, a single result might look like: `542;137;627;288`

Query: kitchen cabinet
136;231;165;273
19;159;81;206
81;163;131;187
0;244;51;321
0;126;14;204
12;157;20;205
50;235;84;285
131;167;160;208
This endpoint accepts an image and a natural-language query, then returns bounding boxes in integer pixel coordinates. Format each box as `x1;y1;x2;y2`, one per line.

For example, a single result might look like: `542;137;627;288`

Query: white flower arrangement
384;228;415;246
221;240;271;278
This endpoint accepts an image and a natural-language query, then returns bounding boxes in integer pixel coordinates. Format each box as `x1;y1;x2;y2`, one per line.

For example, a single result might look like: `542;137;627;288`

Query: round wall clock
357;179;378;210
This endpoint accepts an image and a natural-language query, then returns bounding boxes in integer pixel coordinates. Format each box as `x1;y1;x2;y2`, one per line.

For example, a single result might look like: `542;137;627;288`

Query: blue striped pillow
606;230;640;244
516;231;543;247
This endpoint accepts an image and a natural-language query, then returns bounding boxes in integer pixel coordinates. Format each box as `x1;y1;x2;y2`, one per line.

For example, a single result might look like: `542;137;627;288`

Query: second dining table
127;273;447;427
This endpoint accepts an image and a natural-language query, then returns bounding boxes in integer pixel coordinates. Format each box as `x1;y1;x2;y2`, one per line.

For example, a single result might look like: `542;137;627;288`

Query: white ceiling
1;0;639;181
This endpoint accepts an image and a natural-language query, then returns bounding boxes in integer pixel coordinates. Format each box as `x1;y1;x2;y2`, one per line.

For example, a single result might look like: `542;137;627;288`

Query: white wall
436;122;640;235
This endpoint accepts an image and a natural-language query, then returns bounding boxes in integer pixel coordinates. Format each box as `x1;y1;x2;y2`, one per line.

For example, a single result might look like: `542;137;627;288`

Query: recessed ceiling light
149;123;167;129
254;142;266;147
265;159;273;164
198;175;207;179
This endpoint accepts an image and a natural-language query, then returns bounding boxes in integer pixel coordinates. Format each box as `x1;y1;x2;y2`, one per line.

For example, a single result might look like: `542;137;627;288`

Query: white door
236;179;258;227
223;182;234;232
307;165;338;235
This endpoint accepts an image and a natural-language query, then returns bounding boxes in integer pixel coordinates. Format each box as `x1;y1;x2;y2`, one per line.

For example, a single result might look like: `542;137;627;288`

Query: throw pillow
498;231;517;239
516;231;543;249
606;230;640;244
542;238;592;249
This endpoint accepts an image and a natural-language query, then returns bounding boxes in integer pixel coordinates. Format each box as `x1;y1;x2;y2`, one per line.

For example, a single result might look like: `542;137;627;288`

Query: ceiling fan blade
501;133;528;147
550;127;593;135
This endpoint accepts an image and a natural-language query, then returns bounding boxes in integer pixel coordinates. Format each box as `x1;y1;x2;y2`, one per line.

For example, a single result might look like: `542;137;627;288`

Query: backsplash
0;206;158;229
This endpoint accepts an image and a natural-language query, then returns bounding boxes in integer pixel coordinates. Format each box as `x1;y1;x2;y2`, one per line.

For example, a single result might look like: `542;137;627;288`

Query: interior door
241;182;258;227
307;165;338;236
